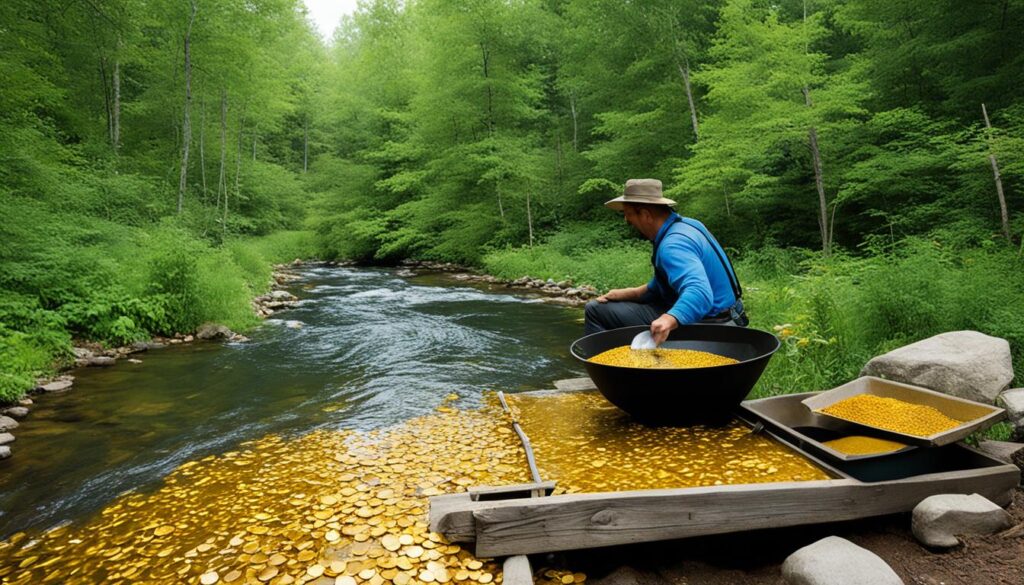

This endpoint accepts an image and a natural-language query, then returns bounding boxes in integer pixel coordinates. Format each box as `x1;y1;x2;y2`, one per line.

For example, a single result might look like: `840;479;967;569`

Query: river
0;266;584;538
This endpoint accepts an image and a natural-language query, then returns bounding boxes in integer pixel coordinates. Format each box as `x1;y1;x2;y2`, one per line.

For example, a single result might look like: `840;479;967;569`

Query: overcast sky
303;0;359;41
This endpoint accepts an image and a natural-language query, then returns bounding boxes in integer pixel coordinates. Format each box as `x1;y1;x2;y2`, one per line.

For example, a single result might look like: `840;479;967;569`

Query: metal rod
497;391;542;484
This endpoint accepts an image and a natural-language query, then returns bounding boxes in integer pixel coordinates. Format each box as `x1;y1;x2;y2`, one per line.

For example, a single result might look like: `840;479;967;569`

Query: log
430;463;1017;557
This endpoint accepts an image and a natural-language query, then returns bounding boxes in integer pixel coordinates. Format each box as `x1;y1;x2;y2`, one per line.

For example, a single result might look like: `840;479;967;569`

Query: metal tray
800;376;1005;447
739;392;1012;482
738;392;916;463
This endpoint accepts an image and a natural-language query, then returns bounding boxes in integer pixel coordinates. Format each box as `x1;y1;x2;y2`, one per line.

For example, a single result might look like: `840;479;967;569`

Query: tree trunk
252;130;257;162
803;87;830;256
526;192;534;248
111;55;120;152
303;121;308;173
677;57;700;142
199;97;207;199
100;57;113;147
497;184;504;219
217;89;228;220
177;0;197;215
569;91;579;152
982;103;1011;243
230;103;246;234
481;43;495;136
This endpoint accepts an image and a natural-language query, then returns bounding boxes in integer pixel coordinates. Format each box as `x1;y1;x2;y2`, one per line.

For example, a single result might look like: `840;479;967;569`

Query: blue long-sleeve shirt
645;213;738;324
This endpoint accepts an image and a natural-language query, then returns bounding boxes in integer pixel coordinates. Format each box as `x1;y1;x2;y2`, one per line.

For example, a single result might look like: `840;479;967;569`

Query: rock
0;445;9;460
88;356;116;367
18;398;33;407
782;536;903;585
183;335;194;343
169;338;182;344
270;290;297;301
0;432;14;445
39;379;73;392
911;493;1012;548
284;320;303;329
229;334;250;343
0;416;18;432
860;331;1013;404
999;388;1024;439
3;407;28;419
196;323;236;340
127;358;143;364
72;347;94;359
129;341;150;353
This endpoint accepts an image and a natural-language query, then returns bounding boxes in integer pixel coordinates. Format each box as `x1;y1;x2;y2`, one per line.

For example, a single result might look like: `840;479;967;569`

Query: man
584;178;747;344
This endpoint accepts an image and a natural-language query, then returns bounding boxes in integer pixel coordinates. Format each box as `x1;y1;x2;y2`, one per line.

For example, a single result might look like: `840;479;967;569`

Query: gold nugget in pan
822;435;907;455
819;394;962;437
589;345;738;369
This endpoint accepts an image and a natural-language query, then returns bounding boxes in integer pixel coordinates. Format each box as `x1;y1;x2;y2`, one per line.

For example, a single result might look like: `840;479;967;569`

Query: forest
2;0;1023;403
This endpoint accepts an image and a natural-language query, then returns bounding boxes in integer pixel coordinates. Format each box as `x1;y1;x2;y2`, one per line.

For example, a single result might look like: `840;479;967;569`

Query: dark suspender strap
679;218;743;300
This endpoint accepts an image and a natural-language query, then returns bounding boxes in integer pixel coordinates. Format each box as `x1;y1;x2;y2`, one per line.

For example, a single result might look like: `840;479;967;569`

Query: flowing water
0;266;584;538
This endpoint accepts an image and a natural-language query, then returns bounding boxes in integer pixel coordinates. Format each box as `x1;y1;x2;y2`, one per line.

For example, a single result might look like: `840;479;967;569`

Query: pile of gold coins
821;435;907;455
508;392;828;493
588;346;738;369
0;395;563;585
818;394;962;437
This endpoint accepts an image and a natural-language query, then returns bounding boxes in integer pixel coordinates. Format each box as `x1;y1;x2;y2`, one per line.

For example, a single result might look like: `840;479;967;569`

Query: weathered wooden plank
429;493;474;540
429;464;1018;556
502;555;533;585
470;481;557;501
552;378;596;392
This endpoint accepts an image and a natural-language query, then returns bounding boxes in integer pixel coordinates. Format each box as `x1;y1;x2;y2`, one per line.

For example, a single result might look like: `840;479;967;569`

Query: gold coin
322;495;339;505
420;570;436;582
455;570;470;581
223;570;242;583
405;546;424;558
242;542;260;554
307;564;325;578
329;561;347;574
359;569;377;580
381;535;401;551
200;571;220;584
573;573;586;583
561;575;574;584
247;525;268;535
325;530;341;542
336;577;357;585
394;574;412;585
479;573;493;584
229;536;245;547
154;525;175;537
398;534;415;546
297;550;316;562
258;566;279;582
465;561;483;570
269;553;287;566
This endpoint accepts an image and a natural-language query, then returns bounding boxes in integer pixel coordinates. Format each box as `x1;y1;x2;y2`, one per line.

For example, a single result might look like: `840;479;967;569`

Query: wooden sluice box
428;387;1019;557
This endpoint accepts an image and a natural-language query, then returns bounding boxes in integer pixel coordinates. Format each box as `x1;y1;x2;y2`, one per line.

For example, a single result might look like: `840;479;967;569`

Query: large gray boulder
38;379;72;392
0;433;14;445
0;445;10;460
860;331;1013;404
782;536;903;585
911;493;1012;548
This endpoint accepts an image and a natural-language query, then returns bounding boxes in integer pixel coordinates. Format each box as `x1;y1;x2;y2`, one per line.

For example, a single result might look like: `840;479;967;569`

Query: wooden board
430;463;1018;557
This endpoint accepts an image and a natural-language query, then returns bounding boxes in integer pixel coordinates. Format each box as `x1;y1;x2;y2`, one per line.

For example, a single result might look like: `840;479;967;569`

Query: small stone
39;380;73;392
0;445;10;460
18;398;33;407
285;320;303;329
0;433;14;445
999;388;1024;438
72;347;94;359
0;416;18;432
88;356;116;367
170;339;182;344
128;358;143;364
912;493;1012;548
3;407;29;419
782;536;902;585
196;323;236;340
270;290;298;301
184;335;194;343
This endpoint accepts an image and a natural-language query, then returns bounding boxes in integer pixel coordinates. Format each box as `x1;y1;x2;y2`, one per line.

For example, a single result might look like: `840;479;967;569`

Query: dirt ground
536;488;1024;585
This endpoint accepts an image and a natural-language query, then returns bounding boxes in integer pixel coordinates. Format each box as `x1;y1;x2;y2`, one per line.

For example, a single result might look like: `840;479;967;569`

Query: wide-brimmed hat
604;178;677;211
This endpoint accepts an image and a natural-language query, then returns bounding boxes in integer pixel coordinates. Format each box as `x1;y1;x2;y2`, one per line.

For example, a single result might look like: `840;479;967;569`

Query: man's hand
596;285;645;303
650;313;679;346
